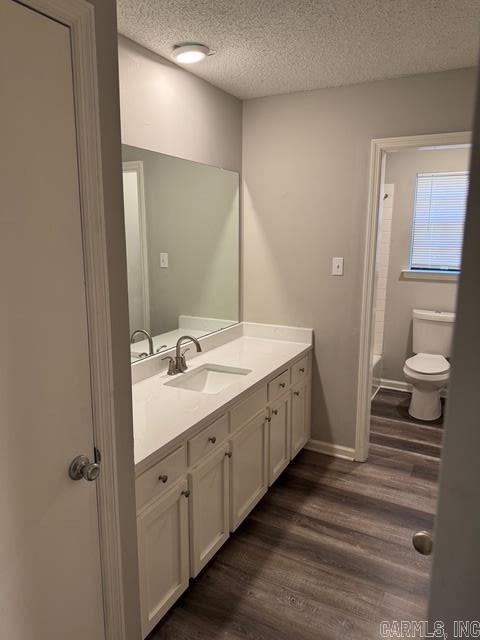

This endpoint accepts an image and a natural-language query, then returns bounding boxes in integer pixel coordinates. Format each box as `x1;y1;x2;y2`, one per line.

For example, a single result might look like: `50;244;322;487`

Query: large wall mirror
122;144;240;362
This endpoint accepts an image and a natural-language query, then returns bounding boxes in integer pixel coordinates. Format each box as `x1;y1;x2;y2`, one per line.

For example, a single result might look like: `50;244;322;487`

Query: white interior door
0;1;105;637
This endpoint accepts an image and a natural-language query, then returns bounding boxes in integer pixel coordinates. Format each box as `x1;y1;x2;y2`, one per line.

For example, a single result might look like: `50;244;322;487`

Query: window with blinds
409;171;469;272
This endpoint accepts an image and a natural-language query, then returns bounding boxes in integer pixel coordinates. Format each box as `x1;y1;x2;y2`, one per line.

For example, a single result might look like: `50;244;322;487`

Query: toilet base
409;387;442;421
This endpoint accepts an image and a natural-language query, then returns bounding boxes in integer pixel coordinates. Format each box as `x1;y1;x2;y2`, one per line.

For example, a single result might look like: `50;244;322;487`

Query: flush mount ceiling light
171;44;211;64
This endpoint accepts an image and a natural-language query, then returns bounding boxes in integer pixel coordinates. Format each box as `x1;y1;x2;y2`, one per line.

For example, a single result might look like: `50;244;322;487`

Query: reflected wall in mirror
122;145;240;362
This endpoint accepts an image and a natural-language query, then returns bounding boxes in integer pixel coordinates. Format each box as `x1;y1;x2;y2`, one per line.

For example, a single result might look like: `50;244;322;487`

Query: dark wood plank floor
149;389;442;640
371;388;444;459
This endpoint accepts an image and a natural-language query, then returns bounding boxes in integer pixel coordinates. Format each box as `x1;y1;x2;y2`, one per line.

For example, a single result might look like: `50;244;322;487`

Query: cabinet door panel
291;354;308;386
291;383;308;459
269;394;291;484
230;413;268;530
137;480;189;638
189;444;230;577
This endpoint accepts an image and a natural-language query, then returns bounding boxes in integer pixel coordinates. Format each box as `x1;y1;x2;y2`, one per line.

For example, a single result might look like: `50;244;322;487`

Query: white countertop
132;335;311;473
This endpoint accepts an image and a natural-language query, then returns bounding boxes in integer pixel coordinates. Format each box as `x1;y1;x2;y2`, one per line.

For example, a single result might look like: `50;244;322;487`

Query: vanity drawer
268;369;290;402
230;385;268;433
188;414;229;466
291;355;308;386
136;445;187;511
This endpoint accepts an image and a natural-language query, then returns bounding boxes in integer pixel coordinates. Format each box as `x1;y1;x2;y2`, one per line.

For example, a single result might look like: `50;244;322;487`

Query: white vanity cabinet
230;411;269;530
135;349;312;638
137;478;190;637
268;392;291;484
189;443;230;577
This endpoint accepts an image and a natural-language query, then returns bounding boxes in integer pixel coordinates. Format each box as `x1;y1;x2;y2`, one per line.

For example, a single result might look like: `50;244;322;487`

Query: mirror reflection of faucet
130;329;154;356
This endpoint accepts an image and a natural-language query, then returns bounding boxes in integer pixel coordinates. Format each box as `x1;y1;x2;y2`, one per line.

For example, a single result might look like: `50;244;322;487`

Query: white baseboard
305;439;355;461
380;378;412;393
380;377;447;398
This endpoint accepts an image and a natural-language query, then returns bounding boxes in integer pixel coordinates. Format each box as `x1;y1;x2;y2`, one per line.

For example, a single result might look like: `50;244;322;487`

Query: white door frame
354;130;472;462
122;160;150;331
19;0;128;638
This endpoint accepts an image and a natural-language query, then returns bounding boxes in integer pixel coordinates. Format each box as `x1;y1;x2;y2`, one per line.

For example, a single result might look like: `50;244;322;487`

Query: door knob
69;455;101;482
412;530;433;556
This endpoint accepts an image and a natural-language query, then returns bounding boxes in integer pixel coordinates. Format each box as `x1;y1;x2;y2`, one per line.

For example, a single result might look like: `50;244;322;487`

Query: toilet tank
412;309;455;356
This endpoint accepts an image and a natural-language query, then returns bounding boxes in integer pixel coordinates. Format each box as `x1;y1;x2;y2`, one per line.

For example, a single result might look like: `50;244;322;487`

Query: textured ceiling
117;0;480;99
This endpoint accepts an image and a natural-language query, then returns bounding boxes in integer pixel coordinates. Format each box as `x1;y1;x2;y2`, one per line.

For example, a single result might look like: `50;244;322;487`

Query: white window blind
410;171;469;272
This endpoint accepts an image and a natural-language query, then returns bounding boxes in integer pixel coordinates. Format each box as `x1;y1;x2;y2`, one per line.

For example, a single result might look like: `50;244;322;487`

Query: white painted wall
242;68;476;448
382;147;470;381
118;36;242;173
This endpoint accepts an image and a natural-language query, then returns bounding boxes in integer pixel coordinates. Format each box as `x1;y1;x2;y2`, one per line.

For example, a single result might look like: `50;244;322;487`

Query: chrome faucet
130;329;154;356
162;335;202;375
175;335;202;373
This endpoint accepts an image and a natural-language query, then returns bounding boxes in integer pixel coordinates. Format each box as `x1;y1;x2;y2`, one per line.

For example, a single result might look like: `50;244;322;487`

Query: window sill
401;269;459;282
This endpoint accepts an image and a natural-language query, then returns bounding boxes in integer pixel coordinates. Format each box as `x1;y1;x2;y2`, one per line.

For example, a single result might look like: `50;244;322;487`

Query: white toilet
403;309;455;421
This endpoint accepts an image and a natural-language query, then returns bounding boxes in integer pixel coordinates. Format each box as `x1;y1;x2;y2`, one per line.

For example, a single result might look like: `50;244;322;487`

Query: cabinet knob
208;436;217;444
225;451;232;458
299;367;305;373
181;489;190;498
158;474;168;483
265;416;272;422
272;409;278;415
279;382;286;388
293;391;300;396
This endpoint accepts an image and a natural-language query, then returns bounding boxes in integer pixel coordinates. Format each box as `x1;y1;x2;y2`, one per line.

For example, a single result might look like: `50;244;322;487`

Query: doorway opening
355;131;472;463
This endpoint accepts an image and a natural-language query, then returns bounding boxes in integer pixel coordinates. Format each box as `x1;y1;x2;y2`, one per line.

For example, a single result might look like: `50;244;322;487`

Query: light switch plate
332;257;344;276
160;252;169;268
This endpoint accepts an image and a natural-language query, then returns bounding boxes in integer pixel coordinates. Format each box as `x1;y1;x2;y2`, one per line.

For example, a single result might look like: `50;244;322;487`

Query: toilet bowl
403;309;454;421
403;353;450;421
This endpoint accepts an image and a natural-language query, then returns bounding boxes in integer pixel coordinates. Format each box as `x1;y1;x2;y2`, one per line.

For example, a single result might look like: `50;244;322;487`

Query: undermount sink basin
165;364;252;394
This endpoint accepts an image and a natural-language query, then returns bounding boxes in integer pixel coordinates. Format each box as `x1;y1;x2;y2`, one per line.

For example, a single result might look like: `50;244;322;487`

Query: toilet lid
405;353;450;375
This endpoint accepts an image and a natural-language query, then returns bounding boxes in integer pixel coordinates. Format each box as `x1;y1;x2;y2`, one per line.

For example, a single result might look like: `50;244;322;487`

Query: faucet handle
162;356;176;376
179;348;190;372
